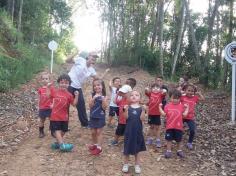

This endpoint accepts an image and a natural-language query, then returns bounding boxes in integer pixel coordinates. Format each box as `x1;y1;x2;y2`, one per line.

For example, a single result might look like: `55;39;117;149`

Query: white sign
224;41;236;124
224;41;236;64
48;40;58;51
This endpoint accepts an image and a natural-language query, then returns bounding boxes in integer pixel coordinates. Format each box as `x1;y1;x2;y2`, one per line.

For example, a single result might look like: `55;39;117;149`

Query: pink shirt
180;95;199;120
164;102;185;131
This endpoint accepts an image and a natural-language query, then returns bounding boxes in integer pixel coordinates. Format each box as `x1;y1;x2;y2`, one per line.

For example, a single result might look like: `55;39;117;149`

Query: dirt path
0;64;233;176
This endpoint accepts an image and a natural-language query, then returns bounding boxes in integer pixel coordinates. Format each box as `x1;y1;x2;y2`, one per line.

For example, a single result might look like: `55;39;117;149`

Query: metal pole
50;50;53;74
232;63;236;123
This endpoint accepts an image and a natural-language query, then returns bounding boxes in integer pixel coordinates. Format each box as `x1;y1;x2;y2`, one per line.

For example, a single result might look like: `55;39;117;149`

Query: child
145;83;166;147
48;74;79;152
110;85;131;146
122;90;146;174
88;79;108;155
155;75;168;108
107;77;121;128
177;75;188;93
180;83;205;150
159;89;189;158
37;72;52;138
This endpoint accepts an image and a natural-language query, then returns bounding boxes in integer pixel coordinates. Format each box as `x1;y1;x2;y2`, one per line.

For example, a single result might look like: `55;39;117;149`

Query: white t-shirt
68;57;96;89
109;87;118;107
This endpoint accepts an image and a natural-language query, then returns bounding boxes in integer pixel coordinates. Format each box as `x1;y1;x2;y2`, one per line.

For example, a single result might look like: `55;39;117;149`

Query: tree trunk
223;0;233;87
184;0;201;72
171;1;185;78
17;0;23;39
202;0;220;86
151;2;159;49
11;0;15;23
158;0;164;76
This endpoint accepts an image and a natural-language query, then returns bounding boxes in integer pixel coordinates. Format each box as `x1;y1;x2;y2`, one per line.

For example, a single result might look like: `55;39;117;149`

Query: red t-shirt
146;92;164;115
180;95;199;120
50;88;74;121
116;96;128;124
164;102;185;131
38;86;53;110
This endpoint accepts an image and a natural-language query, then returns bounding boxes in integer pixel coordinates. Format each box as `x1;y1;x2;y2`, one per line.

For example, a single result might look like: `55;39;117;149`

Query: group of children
37;72;204;174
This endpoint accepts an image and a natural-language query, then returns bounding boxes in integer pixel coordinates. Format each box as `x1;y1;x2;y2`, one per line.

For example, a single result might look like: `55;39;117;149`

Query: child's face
41;74;50;85
93;80;103;94
118;91;127;98
151;86;161;93
155;78;163;86
171;96;180;104
129;91;141;103
58;79;70;90
113;79;121;88
185;86;195;97
179;78;185;86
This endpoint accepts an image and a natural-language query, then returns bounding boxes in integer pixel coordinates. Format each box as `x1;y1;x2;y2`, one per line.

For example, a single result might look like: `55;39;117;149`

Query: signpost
224;41;236;124
48;40;58;73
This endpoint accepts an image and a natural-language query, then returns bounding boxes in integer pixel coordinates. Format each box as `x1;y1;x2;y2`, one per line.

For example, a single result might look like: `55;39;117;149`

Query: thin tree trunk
17;0;23;36
184;0;201;72
11;0;14;23
151;2;159;49
158;0;164;76
171;1;185;78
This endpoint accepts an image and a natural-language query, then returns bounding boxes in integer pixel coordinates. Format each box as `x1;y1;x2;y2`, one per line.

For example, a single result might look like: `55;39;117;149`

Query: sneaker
88;144;97;151
146;138;153;145
164;151;172;158
91;147;102;155
177;150;185;158
51;142;60;150
60;143;74;152
109;140;118;146
156;139;161;148
134;165;141;174
122;164;129;173
186;143;193;150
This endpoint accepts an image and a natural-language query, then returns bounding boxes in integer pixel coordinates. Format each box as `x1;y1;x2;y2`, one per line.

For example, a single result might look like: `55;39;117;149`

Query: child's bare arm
145;87;151;95
196;91;205;101
124;105;129;119
102;96;108;110
72;91;79;106
109;80;112;92
159;104;166;116
182;104;189;117
140;105;146;121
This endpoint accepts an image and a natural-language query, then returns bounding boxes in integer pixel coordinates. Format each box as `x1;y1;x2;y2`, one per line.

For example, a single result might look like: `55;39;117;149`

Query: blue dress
124;106;146;155
89;96;106;128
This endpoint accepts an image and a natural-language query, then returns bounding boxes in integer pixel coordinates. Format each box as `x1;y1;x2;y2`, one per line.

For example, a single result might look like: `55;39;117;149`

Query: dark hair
92;79;106;96
169;89;181;99
182;83;197;93
112;77;121;83
156;75;163;80
151;83;160;88
126;78;136;88
57;74;71;84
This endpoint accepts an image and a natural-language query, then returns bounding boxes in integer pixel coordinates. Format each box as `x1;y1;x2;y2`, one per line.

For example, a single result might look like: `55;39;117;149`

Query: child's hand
74;91;79;96
142;105;147;111
183;103;189;109
109;80;112;87
123;105;129;111
105;68;110;73
145;87;149;91
162;89;167;93
159;103;163;108
47;82;52;87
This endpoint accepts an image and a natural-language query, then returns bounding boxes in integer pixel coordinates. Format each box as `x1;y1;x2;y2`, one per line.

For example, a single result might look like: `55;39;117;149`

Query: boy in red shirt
180;84;205;150
38;72;52;138
48;74;79;152
145;83;166;147
159;89;189;158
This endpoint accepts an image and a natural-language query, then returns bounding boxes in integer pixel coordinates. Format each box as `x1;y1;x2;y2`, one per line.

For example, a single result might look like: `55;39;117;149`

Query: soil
0;63;235;176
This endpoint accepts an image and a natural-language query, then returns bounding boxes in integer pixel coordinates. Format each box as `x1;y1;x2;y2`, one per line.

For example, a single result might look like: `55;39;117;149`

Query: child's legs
156;125;161;139
175;129;183;151
91;128;97;144
123;155;129;164
186;120;196;143
148;125;154;137
115;124;125;141
54;130;64;144
39;118;45;127
96;128;103;146
135;153;141;165
166;141;172;151
108;106;116;125
165;129;174;151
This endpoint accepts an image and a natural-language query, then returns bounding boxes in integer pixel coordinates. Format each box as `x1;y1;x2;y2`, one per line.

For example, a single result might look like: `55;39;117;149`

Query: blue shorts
39;109;51;119
165;129;183;143
109;106;119;117
115;124;126;136
148;115;161;125
50;121;68;137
